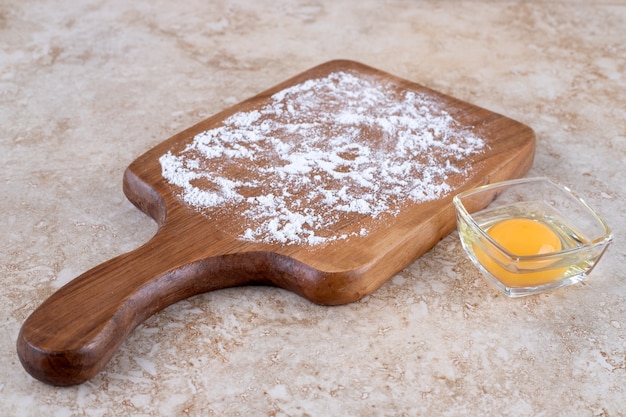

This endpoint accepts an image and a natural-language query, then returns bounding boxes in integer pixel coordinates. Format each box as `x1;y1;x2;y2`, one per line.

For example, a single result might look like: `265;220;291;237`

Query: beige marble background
2;0;625;416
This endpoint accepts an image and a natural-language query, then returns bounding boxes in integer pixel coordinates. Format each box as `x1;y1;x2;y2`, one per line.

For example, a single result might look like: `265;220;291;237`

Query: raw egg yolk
474;218;567;287
488;218;561;256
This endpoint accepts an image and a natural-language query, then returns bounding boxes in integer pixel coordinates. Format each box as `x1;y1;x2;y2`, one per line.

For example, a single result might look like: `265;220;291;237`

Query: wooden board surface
17;60;535;385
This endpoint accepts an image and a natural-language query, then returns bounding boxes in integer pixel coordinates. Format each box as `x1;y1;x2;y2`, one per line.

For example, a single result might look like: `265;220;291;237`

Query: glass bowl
453;177;612;297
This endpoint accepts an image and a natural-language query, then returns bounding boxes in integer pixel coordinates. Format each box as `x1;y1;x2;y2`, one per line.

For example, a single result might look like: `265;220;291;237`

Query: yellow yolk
488;218;561;256
474;218;568;287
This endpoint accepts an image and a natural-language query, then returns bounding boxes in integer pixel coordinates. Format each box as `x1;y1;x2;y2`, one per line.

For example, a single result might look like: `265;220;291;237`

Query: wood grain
17;60;535;385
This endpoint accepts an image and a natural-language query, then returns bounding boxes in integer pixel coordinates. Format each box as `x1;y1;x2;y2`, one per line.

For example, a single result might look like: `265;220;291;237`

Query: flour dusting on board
159;71;486;245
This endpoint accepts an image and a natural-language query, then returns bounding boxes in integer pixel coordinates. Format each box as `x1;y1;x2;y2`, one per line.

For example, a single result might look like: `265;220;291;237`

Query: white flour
159;71;486;245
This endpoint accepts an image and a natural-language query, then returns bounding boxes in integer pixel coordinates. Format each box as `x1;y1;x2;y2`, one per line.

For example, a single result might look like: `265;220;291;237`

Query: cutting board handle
16;225;256;386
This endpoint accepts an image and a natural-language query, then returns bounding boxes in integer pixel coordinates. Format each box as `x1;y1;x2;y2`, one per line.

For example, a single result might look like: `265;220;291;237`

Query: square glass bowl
453;177;612;297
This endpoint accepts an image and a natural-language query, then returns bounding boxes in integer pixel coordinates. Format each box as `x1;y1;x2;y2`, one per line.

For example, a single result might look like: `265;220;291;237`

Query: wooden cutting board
17;60;535;386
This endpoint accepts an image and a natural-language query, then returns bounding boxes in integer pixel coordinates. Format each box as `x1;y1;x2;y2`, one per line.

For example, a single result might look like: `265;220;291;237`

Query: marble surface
2;0;625;415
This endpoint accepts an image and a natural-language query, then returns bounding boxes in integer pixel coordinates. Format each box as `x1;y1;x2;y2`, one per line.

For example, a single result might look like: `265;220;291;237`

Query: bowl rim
452;177;613;262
